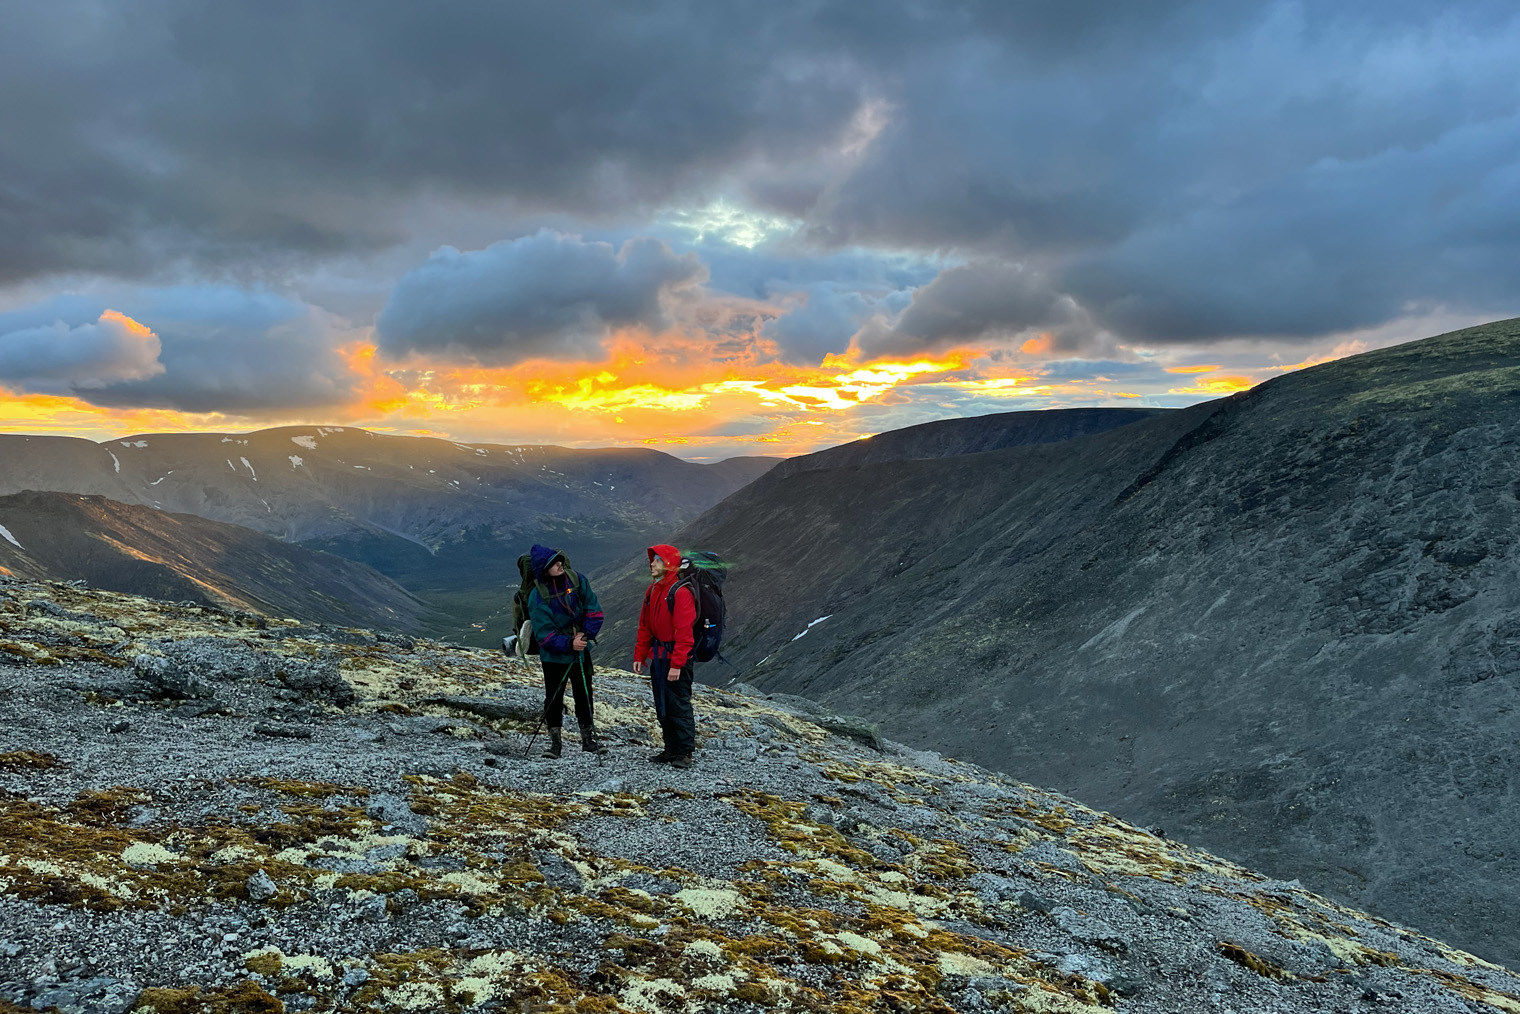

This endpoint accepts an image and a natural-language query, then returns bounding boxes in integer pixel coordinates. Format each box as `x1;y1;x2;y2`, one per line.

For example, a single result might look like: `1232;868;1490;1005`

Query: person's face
650;555;667;580
547;560;565;578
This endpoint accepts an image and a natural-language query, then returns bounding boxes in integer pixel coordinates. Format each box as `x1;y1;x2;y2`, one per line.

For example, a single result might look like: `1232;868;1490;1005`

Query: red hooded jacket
635;544;697;669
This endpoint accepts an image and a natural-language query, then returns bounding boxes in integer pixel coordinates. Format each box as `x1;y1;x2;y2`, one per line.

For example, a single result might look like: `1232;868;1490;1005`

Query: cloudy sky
1;1;1516;459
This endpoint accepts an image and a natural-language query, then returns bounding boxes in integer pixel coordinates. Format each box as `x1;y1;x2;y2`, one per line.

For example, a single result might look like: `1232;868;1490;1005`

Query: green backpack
511;554;540;656
511;552;583;656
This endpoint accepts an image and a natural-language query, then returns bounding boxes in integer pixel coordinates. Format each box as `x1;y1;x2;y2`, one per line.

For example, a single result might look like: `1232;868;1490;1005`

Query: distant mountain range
596;318;1520;968
0;426;776;643
0;490;424;630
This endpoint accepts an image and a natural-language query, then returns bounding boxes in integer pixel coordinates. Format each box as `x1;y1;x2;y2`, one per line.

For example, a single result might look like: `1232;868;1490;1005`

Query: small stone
1017;891;1054;914
253;723;313;739
342;967;371;987
0;941;23;957
246;869;277;902
107;720;131;734
1051;907;1128;953
355;894;389;923
1105;974;1145;998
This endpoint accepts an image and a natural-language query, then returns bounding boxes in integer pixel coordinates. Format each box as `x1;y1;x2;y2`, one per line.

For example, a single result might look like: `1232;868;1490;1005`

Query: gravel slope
2;578;1519;1013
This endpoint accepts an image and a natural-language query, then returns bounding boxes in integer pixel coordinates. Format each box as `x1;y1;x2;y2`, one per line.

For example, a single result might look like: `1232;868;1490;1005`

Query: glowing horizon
0;325;1398;461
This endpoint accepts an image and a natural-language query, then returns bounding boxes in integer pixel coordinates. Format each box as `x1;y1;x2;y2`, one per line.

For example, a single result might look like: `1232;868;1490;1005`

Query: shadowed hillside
595;318;1520;967
0;490;426;631
768;406;1166;480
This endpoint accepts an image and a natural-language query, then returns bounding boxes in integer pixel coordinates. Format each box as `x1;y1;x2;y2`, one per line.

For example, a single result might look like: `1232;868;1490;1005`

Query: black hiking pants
541;651;594;730
649;651;696;755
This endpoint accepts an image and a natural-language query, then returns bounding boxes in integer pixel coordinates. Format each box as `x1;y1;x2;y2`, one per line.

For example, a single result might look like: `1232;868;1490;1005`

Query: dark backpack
511;554;540;655
667;551;728;664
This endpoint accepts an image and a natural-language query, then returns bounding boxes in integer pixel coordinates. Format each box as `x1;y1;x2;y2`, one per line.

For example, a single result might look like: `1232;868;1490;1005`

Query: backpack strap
665;576;698;614
534;569;585;633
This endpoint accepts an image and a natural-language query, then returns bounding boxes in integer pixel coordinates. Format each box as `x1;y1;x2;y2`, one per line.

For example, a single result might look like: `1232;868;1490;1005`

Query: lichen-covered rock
421;691;541;723
271;654;354;706
133;653;215;700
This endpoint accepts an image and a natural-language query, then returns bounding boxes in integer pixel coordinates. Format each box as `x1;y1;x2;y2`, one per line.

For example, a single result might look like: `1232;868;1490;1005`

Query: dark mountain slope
0;427;776;644
594;406;1204;659
596;318;1520;967
768;405;1166;479
0;490;426;630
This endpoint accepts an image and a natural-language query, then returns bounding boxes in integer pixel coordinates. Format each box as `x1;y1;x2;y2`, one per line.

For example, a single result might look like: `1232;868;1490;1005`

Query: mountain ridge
0;426;777;645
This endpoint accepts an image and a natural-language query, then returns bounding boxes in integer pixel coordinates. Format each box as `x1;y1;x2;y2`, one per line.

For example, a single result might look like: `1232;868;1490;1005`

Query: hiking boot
542;729;562;759
670;753;694;769
649;749;675;764
579;724;608;754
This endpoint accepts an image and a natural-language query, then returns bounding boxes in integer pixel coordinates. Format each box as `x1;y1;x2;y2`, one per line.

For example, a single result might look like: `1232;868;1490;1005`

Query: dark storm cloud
375;232;704;365
816;2;1520;347
761;285;912;365
3;0;1517;352
853;261;1106;356
0;1;864;286
0;289;357;412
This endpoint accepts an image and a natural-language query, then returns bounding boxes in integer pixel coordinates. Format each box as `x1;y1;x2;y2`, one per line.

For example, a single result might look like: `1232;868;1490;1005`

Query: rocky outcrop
2;577;1518;1012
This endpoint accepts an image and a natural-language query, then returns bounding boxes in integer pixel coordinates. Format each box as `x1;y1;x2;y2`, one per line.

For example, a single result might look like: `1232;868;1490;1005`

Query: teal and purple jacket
525;544;604;663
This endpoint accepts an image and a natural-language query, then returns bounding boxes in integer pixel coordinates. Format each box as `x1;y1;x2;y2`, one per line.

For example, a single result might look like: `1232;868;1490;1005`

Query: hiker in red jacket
633;543;698;768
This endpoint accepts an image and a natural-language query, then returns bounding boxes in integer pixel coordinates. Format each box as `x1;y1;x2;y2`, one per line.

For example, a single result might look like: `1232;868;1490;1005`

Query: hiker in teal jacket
526;544;606;758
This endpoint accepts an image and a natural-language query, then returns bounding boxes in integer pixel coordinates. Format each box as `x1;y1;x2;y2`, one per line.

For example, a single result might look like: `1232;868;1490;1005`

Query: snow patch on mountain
791;615;833;642
291;436;318;450
0;522;22;549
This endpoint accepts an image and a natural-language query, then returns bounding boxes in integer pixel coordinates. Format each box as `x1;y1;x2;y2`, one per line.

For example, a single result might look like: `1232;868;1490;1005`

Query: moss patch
130;980;283;1013
0;751;59;771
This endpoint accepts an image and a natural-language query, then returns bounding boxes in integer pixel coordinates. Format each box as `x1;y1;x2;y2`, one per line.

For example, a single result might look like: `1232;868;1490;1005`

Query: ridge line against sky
0;1;1516;460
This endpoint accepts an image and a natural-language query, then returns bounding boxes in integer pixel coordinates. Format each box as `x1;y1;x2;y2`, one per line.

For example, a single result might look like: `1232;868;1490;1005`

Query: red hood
647;544;681;569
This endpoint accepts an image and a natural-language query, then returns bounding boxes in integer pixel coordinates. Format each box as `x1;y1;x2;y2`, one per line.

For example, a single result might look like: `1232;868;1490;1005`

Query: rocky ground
2;577;1519;1013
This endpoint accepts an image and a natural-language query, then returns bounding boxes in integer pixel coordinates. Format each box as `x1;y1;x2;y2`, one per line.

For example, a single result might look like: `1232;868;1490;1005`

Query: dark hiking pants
649;652;696;755
541;651;594;729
